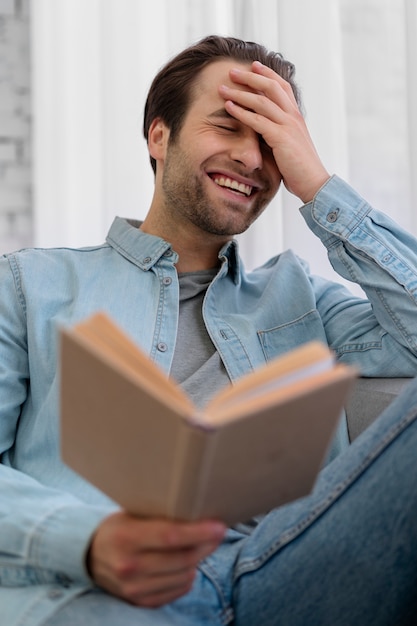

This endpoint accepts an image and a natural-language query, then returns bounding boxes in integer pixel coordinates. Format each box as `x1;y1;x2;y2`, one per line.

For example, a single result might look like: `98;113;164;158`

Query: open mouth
211;175;254;197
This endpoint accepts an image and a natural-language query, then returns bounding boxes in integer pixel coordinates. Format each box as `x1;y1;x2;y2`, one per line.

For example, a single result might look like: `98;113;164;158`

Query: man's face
158;59;282;238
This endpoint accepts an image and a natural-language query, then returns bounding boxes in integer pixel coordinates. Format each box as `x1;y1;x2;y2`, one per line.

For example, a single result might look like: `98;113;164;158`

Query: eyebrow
207;108;236;120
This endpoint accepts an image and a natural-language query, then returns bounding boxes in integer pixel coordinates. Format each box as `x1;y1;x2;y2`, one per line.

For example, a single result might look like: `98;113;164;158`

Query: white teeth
214;176;252;197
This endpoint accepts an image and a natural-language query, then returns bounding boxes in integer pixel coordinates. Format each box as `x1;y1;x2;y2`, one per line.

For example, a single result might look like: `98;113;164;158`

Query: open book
60;312;356;525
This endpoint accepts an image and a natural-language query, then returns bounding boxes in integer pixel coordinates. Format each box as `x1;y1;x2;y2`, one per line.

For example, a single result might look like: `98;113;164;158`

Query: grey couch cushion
345;378;412;441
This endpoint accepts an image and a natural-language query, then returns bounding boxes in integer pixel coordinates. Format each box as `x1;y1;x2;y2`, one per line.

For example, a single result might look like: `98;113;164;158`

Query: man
1;35;417;625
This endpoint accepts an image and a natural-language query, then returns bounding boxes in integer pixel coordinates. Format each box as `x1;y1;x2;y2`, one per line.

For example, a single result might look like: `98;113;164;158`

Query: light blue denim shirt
1;176;417;625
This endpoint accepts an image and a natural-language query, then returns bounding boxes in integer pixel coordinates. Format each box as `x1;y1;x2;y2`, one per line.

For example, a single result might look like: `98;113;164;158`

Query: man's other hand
86;512;226;608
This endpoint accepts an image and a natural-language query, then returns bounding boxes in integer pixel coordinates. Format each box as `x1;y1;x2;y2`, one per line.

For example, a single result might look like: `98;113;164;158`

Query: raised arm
220;62;417;372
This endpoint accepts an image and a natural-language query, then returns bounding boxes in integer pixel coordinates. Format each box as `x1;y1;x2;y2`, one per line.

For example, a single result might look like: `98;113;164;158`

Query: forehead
192;58;251;102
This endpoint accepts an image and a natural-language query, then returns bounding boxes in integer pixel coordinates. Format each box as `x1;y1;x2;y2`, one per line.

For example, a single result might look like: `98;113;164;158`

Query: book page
206;363;354;425
205;341;334;417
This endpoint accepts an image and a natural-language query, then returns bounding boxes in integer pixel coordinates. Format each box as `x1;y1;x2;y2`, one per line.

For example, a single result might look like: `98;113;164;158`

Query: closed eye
216;124;237;132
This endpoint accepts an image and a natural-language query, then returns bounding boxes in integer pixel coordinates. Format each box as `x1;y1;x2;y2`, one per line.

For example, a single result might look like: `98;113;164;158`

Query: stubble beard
161;143;270;237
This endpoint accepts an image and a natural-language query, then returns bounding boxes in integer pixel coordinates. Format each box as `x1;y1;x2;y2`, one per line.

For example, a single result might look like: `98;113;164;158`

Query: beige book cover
60;312;356;525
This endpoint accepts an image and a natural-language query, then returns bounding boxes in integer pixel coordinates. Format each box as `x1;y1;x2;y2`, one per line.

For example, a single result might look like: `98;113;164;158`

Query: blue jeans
44;378;417;625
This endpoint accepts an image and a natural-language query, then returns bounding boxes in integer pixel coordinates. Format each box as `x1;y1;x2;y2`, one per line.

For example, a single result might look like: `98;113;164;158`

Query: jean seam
234;401;417;578
198;560;235;625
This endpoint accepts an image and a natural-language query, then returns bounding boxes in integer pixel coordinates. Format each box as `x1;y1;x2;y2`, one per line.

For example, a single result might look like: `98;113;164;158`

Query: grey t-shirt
170;269;231;409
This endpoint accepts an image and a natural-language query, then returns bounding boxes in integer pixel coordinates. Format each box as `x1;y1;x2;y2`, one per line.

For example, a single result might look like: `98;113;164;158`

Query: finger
97;514;225;554
101;563;197;607
128;518;226;552
130;572;197;608
220;84;285;126
130;538;222;577
117;567;197;602
251;61;300;107
227;64;298;113
221;93;289;151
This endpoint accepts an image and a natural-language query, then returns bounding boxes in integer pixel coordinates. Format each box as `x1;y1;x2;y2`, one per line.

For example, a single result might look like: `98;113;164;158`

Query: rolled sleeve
300;175;417;359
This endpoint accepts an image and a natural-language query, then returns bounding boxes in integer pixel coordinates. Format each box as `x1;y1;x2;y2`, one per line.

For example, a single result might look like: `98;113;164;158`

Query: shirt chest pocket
257;309;327;361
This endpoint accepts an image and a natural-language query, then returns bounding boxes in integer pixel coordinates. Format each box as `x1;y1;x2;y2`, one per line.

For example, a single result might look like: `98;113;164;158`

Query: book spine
167;422;216;521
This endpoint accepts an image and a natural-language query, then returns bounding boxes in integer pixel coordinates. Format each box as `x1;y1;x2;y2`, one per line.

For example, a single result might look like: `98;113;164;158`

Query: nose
230;130;263;172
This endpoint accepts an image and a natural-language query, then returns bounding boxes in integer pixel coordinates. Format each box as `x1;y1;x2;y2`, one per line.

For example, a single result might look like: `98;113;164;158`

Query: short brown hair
143;35;301;173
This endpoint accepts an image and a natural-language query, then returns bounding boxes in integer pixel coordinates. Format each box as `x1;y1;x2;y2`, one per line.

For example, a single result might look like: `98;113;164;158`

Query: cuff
28;503;115;584
300;175;371;243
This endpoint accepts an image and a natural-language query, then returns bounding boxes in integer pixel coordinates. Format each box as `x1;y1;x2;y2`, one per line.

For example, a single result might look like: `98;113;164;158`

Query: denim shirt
1;175;417;625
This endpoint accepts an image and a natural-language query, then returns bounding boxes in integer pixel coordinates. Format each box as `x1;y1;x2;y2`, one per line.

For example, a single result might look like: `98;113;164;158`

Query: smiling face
151;59;282;239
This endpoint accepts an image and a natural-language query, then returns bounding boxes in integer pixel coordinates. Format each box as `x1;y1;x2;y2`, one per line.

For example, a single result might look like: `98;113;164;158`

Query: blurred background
1;0;416;294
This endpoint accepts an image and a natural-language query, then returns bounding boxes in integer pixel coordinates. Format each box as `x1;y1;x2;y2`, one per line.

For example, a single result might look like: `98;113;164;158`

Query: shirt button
157;342;167;352
163;277;172;286
143;256;152;264
326;210;339;223
163;249;173;257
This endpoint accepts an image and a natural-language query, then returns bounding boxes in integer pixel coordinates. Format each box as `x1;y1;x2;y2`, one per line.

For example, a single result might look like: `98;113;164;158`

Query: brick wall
0;0;31;255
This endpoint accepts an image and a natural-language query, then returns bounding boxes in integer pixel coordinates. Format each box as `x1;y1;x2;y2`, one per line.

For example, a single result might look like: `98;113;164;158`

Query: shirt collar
106;216;241;283
106;217;176;270
218;238;241;284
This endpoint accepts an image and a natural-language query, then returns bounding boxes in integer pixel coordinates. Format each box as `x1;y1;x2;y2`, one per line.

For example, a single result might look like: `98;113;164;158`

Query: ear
148;118;169;163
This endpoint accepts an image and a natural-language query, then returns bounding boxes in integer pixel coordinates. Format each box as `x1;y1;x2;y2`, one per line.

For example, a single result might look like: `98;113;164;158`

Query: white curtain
31;0;416;292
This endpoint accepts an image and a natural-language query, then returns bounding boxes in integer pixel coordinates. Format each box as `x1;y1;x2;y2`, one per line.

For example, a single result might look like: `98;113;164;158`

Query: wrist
299;172;331;204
